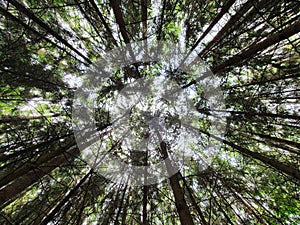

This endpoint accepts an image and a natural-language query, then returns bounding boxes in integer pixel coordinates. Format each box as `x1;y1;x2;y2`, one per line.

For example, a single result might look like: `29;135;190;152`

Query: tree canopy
0;0;299;224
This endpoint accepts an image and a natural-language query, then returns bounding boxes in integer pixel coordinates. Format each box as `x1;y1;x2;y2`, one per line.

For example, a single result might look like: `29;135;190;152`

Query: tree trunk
8;0;92;64
190;0;235;53
0;133;73;162
0;6;87;65
157;0;167;41
160;141;195;225
114;185;128;225
0;142;76;187
141;0;148;40
197;0;254;58
0;113;60;123
109;0;129;44
248;131;300;149
212;20;300;73
39;170;93;225
88;0;118;46
224;72;300;90
0;146;79;208
199;130;300;180
197;108;300;120
181;175;208;225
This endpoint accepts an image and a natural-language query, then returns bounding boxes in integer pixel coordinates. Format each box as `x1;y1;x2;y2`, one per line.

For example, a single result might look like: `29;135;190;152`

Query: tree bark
212;20;300;73
0;141;76;187
39;170;93;225
197;0;255;60
0;146;79;208
88;0;118;46
199;130;300;180
160;141;195;225
181;175;208;225
190;0;235;53
8;0;92;64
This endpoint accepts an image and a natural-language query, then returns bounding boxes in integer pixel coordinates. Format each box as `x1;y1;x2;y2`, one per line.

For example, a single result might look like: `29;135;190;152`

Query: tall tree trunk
197;108;300;120
0;142;76;187
199;130;300;180
224;72;300;90
74;0;103;39
142;150;149;225
88;0;118;46
0;6;87;65
160;141;195;225
31;190;66;225
109;0;130;44
141;0;148;40
198;0;259;58
181;175;208;225
208;166;268;225
0;113;60;123
7;0;92;64
121;188;131;225
39;170;93;225
190;0;235;53
0;146;79;208
0;133;73;162
114;185;128;225
209;188;235;225
212;20;300;73
157;0;167;41
248;131;300;149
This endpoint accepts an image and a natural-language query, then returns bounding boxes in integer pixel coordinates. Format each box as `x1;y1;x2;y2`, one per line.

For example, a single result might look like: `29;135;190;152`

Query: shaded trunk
31;188;69;225
190;0;235;53
160;141;195;225
181;175;208;225
224;72;300;90
114;185;128;225
208;166;267;225
157;0;167;41
0;6;87;65
197;108;300;120
199;129;300;180
74;0;103;39
248;131;300;149
0;146;80;208
109;0;130;44
198;0;258;58
0;141;75;188
212;20;300;73
8;0;91;64
121;188;131;225
141;0;148;40
39;170;93;225
0;113;60;124
0;133;73;163
88;0;118;46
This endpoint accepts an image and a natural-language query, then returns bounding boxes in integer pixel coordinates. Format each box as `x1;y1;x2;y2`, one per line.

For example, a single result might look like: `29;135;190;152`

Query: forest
0;0;299;224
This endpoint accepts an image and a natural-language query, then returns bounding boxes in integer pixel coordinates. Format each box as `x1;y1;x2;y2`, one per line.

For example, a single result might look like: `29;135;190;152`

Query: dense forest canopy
0;0;299;224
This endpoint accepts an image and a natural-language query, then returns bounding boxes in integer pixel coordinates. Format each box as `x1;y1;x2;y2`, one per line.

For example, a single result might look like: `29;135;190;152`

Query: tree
0;0;299;224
